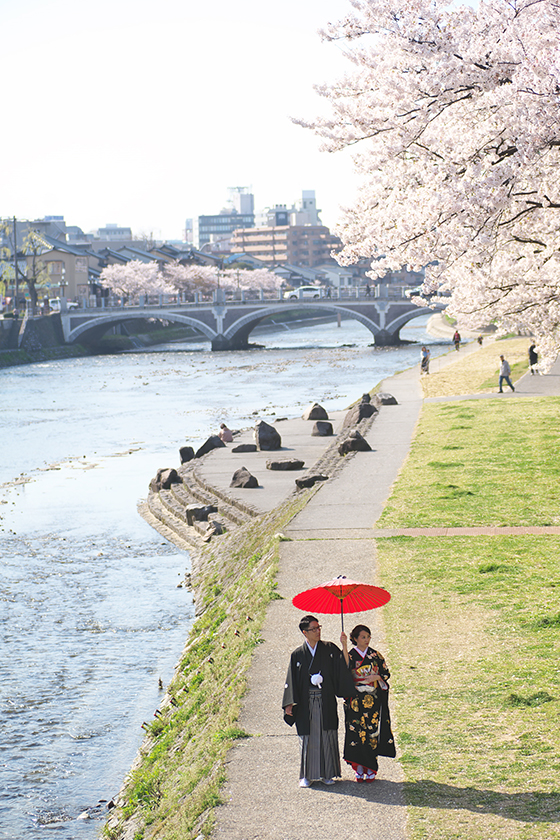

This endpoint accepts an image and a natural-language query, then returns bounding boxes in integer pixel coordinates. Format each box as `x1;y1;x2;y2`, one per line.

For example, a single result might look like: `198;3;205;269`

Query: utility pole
13;216;18;307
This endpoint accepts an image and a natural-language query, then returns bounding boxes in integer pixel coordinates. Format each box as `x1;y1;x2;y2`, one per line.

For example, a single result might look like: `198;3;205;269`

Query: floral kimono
343;646;396;774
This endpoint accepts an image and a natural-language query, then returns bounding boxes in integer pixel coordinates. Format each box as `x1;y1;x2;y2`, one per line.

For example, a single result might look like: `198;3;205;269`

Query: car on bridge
49;298;79;311
283;285;326;300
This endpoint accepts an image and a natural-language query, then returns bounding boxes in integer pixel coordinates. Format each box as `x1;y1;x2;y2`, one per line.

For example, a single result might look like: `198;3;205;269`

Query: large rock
254;420;282;451
311;421;333;436
295;474;329;489
202;519;226;542
266;458;305;471
232;443;257;453
179;446;195;464
195;435;226;458
149;468;182;492
186;504;218;526
302;402;329;421
342;401;378;429
377;392;398;405
230;467;259;488
338;430;372;455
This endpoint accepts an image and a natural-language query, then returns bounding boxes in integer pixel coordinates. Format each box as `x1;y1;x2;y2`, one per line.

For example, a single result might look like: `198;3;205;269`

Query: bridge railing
68;284;421;311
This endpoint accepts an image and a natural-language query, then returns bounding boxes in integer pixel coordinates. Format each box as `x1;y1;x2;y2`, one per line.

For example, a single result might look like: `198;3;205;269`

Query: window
48;261;63;275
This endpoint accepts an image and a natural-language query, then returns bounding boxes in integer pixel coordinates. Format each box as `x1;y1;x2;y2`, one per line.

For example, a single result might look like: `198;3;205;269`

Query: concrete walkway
213;346;560;840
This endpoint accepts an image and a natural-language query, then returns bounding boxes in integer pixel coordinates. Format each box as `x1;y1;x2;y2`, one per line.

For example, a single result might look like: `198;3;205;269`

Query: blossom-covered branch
304;0;560;363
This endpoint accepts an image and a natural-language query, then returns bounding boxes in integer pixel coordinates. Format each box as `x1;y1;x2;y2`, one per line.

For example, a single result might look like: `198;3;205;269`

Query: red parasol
292;575;391;630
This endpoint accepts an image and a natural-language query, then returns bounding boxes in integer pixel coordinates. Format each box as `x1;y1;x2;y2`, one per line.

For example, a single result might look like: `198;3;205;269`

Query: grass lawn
378;535;560;839
421;337;530;398
375;388;560;837
377;397;560;528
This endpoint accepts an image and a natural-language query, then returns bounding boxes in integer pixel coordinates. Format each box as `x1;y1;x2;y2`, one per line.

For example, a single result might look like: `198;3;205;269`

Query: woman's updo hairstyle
350;624;371;646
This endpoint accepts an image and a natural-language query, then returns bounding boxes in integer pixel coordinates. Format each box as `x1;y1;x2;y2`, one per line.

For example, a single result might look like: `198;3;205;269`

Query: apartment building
230;225;341;267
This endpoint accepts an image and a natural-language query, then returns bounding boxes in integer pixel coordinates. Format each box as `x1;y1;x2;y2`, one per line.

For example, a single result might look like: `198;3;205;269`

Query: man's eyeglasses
305;625;322;632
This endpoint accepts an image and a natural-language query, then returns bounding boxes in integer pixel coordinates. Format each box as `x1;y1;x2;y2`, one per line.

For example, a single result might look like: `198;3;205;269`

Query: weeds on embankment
103;491;312;840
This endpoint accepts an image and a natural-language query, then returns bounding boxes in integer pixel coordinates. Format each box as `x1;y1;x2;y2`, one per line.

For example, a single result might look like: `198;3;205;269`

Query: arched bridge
60;292;446;350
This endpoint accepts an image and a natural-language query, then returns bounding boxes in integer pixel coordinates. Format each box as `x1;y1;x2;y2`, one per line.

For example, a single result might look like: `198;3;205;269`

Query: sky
1;0;357;241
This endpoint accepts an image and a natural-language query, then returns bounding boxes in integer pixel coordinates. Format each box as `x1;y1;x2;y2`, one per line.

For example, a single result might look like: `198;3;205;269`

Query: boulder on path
342;400;378;429
149;468;182;492
266;458;305;471
254;420;282;451
302;402;329;421
311;421;333;436
295;474;328;489
338;430;372;456
377;392;398;405
186;504;218;526
179;446;195;464
232;443;257;453
230;467;259;488
195;435;226;459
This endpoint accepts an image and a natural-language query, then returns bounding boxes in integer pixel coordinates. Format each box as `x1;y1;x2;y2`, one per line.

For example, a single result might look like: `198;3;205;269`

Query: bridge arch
383;305;443;339
66;310;218;344
221;303;382;350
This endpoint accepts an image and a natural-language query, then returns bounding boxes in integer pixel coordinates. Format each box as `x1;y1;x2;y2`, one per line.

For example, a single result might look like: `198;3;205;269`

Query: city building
193;188;255;248
230;224;341;267
95;223;133;241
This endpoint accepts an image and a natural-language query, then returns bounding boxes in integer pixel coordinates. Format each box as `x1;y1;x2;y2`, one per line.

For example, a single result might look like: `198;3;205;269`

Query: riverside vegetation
103;489;316;840
377;351;560;839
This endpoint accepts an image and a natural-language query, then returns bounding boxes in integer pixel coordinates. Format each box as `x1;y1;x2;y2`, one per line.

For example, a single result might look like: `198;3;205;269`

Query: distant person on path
420;345;430;375
499;355;515;392
453;330;461;351
341;625;396;783
477;334;483;346
529;344;539;374
219;423;233;442
282;615;355;788
365;283;371;297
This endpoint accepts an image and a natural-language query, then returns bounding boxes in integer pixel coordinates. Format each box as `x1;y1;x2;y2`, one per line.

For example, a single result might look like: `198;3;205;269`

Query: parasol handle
340;598;344;632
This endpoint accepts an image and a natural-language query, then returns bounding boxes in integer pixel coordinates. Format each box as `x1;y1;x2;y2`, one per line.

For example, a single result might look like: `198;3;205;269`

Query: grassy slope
104;492;313;840
376;382;560;837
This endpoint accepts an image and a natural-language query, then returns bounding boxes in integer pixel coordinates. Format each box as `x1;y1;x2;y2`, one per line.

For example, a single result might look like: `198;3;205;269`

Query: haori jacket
282;640;356;736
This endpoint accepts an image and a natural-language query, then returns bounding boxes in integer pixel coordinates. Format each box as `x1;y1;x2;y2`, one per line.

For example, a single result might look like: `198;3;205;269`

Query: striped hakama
299;688;341;781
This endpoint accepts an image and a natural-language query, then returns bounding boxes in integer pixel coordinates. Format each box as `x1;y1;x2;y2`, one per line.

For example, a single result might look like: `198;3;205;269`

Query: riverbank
104;334;559;840
104;406;374;840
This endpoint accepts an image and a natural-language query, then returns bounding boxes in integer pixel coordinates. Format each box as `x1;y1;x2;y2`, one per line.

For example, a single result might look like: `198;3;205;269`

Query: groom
282;614;355;787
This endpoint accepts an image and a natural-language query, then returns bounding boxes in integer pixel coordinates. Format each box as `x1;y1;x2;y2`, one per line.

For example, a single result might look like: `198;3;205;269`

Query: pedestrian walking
528;344;539;374
477;334;483;346
498;355;515;392
365;283;371;297
420;345;430;375
453;330;461;351
282;615;355;788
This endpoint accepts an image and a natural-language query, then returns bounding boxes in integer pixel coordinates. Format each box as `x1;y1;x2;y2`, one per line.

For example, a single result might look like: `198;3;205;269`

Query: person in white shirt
499;355;515;393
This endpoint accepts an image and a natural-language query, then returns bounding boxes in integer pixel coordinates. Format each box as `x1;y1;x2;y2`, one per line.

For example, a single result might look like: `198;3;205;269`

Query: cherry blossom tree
162;262;281;295
305;0;560;363
99;261;173;301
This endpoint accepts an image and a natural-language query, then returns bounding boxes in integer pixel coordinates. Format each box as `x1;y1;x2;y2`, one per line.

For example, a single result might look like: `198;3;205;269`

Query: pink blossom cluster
306;0;560;365
99;261;281;299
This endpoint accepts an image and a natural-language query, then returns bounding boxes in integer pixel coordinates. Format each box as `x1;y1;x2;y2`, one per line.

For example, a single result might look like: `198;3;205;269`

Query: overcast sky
1;0;356;240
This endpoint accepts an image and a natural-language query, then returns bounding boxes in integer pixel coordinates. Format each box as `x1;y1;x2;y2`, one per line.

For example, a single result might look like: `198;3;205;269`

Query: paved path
212;345;560;840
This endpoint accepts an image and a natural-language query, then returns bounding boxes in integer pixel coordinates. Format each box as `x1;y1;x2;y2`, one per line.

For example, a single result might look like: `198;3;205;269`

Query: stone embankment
107;392;397;840
142;393;393;549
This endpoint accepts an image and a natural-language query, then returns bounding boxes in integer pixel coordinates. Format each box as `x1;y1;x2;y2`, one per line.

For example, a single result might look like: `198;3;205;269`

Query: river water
0;315;449;838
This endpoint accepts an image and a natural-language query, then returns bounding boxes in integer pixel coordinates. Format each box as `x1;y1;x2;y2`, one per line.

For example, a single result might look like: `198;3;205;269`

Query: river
0;315;449;838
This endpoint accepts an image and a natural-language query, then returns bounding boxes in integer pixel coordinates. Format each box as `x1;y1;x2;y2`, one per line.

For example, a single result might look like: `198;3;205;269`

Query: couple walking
282;615;396;787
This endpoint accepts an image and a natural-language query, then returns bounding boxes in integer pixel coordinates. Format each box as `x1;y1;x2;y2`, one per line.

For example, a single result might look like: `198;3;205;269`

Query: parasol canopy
292;575;391;630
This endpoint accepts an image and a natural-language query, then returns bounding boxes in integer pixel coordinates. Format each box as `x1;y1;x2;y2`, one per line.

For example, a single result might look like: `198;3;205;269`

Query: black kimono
282;640;355;736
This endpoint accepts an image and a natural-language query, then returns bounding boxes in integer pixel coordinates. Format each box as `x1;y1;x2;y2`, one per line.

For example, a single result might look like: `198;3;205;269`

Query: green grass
377;535;560;839
377;397;560;527
375;391;560;838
